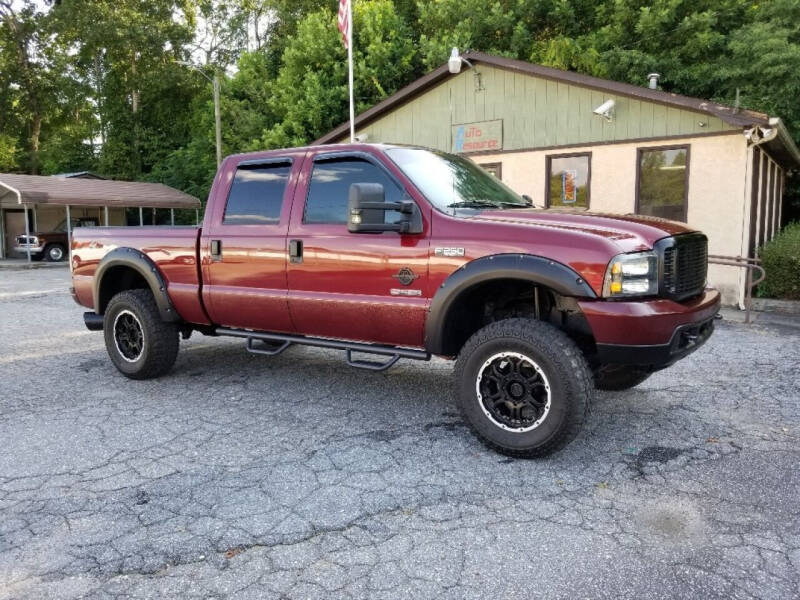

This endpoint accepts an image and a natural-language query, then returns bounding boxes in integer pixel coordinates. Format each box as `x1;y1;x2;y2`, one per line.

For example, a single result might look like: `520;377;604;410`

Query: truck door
201;155;302;332
286;150;431;348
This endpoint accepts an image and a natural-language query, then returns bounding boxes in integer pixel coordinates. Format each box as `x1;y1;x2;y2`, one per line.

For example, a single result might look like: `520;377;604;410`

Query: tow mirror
347;183;423;234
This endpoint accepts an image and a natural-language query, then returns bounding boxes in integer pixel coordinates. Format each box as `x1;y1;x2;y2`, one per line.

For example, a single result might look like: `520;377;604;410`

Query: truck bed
71;226;209;325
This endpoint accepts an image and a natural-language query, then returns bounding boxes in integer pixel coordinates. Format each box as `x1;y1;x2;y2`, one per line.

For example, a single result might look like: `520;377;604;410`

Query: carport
0;174;200;262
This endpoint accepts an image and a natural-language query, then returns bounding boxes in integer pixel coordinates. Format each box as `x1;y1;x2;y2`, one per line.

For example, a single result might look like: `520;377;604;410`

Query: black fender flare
424;253;597;354
93;247;180;322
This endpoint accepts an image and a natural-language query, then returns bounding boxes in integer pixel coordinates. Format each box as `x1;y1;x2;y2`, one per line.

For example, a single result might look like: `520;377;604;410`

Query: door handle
289;239;303;264
210;239;222;261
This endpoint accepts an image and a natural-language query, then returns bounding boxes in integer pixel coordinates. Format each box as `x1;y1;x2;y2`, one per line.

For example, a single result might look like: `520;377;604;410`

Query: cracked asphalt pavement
1;268;799;599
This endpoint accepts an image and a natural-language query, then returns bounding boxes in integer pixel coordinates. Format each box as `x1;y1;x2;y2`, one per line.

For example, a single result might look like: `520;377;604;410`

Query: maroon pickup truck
71;143;719;457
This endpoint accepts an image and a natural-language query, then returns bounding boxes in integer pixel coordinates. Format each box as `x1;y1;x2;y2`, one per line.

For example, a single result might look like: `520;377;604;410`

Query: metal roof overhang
0;173;200;208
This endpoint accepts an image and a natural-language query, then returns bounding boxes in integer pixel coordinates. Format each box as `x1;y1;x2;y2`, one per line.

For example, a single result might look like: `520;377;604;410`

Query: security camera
354;133;369;143
593;99;615;121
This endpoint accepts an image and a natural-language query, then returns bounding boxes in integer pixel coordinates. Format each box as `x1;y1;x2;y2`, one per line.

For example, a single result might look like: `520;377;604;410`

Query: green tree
262;0;418;148
416;0;601;71
53;0;198;179
1;1;54;173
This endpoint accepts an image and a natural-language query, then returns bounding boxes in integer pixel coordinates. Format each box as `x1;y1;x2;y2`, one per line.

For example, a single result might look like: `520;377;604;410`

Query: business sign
452;119;503;153
561;170;577;204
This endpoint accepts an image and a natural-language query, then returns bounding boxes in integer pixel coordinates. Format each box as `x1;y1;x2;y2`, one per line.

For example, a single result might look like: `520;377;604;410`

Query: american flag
337;0;351;48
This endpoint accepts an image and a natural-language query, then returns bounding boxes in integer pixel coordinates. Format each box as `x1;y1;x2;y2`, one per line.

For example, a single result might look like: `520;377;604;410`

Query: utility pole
177;61;222;166
213;71;222;167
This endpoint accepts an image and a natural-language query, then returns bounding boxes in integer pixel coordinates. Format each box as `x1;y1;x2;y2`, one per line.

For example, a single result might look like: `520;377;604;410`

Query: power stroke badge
392;267;419;286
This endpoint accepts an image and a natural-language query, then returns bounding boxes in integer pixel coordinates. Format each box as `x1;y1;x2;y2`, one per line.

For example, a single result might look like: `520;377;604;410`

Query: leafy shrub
758;222;800;299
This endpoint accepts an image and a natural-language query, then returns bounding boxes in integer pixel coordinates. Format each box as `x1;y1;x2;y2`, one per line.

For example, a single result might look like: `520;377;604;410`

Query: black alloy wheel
103;289;179;379
113;310;145;362
454;318;593;457
476;352;551;432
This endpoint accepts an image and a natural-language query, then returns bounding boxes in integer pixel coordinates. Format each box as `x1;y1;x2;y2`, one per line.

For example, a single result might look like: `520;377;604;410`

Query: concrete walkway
720;306;800;330
0;258;68;270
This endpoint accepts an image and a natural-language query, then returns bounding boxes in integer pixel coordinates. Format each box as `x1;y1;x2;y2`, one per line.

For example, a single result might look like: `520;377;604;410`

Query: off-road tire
44;243;66;262
453;318;593;458
593;365;652;391
103;289;179;380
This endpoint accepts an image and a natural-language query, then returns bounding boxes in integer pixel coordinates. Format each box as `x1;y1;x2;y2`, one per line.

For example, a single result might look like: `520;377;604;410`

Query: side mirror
347;183;423;234
522;194;535;207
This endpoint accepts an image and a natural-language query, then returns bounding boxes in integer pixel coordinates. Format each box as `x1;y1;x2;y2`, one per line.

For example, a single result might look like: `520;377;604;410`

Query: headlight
602;251;658;297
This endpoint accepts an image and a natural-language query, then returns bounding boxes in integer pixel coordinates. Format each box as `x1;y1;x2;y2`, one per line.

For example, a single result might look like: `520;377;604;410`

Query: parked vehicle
16;217;98;261
70;144;719;456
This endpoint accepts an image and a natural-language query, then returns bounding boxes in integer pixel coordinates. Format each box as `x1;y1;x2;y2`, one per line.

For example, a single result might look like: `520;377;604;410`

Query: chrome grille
659;234;707;301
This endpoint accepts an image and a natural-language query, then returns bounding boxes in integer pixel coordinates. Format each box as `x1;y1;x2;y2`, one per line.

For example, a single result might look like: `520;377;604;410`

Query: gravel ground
1;268;799;599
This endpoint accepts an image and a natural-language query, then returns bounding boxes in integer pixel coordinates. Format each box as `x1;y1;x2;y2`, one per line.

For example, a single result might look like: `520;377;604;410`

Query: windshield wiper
497;201;530;209
447;201;501;209
447;201;530;210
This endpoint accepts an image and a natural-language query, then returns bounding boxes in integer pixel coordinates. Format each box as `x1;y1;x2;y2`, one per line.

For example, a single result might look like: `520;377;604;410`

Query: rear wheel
453;318;592;458
103;289;179;379
44;243;66;262
593;365;651;391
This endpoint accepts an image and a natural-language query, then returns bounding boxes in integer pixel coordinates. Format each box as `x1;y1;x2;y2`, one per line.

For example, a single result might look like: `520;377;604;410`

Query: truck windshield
385;147;529;213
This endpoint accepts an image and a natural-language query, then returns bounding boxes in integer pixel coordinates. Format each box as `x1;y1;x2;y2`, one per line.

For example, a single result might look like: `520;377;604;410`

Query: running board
216;328;430;372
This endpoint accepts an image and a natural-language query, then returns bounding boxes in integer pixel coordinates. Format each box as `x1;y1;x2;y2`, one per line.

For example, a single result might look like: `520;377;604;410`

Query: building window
479;162;502;180
223;162;292;225
546;153;590;208
636;146;689;222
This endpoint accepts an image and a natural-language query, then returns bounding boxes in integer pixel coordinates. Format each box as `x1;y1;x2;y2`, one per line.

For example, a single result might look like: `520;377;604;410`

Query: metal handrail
708;254;765;324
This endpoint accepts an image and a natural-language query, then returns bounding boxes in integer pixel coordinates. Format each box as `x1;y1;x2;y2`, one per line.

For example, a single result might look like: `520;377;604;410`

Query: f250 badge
434;247;465;257
392;267;419;286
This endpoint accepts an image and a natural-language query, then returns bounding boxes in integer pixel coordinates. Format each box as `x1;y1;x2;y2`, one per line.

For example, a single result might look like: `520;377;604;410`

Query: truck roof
221;143;421;163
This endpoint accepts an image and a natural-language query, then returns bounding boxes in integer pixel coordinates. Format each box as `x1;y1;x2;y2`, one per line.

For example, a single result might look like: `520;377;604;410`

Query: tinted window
304;158;404;224
223;163;291;225
547;154;590;208
385;148;527;213
637;147;688;221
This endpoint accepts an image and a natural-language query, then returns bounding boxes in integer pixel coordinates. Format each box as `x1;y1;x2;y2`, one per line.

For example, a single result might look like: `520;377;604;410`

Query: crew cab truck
70;144;719;457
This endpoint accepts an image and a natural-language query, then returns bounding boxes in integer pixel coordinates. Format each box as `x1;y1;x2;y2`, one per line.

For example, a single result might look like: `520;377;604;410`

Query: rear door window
223;162;292;225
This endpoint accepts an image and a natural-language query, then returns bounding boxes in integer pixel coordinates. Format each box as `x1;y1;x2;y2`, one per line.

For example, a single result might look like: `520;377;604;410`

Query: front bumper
579;288;721;369
13;244;43;254
593;316;715;369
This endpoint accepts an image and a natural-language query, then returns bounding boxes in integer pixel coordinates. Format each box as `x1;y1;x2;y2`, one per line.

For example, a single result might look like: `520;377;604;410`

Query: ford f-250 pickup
71;143;719;457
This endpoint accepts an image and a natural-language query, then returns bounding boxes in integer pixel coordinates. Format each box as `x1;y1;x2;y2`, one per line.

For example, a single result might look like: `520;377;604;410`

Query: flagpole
347;0;355;142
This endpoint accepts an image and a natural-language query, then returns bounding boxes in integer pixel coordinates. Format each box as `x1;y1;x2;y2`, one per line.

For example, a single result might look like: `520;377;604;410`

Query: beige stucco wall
469;132;751;305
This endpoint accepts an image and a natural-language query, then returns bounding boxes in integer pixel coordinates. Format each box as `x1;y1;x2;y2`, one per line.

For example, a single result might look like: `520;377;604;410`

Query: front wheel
453;318;593;458
44;243;66;262
103;289;179;379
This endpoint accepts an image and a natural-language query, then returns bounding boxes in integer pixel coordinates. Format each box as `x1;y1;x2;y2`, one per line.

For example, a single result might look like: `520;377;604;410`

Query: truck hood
19;231;64;238
467;208;695;252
